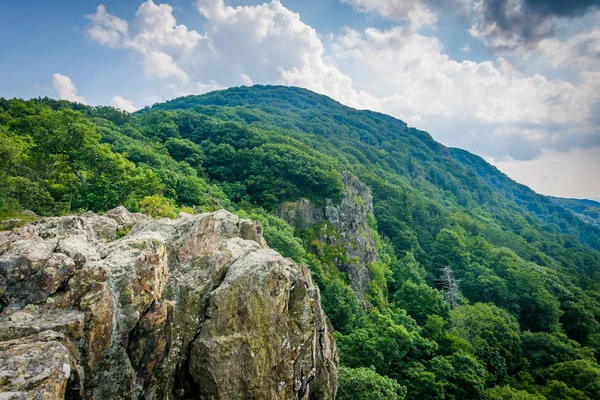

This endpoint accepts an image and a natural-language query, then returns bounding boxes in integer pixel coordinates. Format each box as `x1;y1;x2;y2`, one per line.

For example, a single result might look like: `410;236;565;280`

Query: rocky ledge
0;207;338;399
277;171;378;304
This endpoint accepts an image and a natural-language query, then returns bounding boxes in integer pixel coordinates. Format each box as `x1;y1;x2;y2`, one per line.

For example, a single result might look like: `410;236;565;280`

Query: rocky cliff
277;172;378;304
0;207;338;399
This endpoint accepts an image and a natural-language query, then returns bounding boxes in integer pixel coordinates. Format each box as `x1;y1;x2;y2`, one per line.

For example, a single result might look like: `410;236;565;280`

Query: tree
450;303;522;378
484;385;545;400
394;281;449;324
433;229;470;270
541;380;589;400
429;350;487;400
337;366;406;400
439;266;463;309
544;360;600;399
139;195;178;218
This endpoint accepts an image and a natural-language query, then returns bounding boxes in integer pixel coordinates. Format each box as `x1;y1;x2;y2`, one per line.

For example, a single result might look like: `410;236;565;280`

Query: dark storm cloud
475;0;600;49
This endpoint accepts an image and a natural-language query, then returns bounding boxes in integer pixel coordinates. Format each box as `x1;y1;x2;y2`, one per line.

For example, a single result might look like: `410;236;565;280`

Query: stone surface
0;207;337;399
0;331;78;400
277;171;377;303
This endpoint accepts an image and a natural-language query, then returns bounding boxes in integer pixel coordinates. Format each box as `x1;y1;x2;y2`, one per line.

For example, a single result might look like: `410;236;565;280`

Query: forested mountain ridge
2;85;600;399
450;147;600;250
548;196;600;230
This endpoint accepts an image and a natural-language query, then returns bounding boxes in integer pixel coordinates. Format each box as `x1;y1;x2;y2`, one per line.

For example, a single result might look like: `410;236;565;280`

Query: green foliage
139;195;178;219
321;274;363;334
336;308;436;379
550;197;600;230
429;350;487;399
541;380;590;400
451;303;522;379
484;385;546;399
4;86;600;399
394;281;449;325
543;360;600;399
337;366;407;400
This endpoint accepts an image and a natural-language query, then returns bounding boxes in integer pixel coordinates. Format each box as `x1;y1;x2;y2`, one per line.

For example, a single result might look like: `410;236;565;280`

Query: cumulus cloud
492;147;600;198
86;5;128;48
537;28;600;71
469;0;600;50
332;26;600;159
85;0;373;107
52;73;87;104
240;73;253;86
110;96;138;112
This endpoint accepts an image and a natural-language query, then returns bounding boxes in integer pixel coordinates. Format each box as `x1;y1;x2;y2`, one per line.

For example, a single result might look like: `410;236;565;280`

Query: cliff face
277;172;378;304
0;207;338;399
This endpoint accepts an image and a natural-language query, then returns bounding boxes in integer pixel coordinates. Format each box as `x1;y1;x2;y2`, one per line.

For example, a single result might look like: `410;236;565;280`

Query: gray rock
0;309;84;342
0;332;77;400
277;171;377;303
0;207;338;400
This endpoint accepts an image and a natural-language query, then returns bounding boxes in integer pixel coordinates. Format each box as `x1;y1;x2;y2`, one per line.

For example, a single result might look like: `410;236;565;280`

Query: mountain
2;86;600;399
549;196;600;229
450;148;600;249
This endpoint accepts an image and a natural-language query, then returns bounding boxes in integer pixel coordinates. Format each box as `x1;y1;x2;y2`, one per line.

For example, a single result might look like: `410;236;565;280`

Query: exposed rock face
277;171;378;304
0;207;338;399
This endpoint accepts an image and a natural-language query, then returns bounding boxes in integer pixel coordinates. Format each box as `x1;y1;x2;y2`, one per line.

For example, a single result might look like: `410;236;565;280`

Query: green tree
394;281;449;325
451;303;522;378
484;385;545;400
139;195;178;218
337;366;406;400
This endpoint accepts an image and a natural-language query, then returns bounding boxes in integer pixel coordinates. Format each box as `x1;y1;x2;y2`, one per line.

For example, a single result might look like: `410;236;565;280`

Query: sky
1;0;599;200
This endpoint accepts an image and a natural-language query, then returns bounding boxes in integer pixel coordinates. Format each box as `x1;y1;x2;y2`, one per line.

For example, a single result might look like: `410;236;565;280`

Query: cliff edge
0;207;338;399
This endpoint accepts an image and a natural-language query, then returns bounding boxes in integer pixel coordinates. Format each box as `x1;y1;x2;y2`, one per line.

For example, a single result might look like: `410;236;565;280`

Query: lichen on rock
0;207;338;399
277;171;378;304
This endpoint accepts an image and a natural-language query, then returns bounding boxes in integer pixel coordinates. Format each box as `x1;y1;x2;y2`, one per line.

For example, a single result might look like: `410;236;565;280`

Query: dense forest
2;85;600;399
548;197;600;230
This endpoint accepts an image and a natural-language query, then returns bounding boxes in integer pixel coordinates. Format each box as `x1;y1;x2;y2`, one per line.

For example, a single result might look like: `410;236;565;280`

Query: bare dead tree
439;266;461;309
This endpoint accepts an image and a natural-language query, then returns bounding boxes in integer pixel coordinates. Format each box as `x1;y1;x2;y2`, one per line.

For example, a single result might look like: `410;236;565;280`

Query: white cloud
491;147;600;198
460;44;472;52
52;73;87;104
85;5;128;48
341;0;437;28
85;0;373;107
331;26;599;159
537;28;600;72
240;73;253;86
341;0;472;29
110;96;138;112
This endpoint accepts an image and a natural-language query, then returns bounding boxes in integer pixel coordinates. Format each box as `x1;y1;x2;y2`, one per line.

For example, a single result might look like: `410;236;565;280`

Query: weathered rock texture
277;171;378;304
0;207;338;399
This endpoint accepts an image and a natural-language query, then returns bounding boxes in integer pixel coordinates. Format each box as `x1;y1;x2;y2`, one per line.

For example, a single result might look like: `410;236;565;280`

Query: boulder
0;207;337;399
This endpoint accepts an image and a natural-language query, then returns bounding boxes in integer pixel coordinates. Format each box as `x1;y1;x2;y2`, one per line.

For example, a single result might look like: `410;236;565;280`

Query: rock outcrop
277;172;378;304
0;207;338;399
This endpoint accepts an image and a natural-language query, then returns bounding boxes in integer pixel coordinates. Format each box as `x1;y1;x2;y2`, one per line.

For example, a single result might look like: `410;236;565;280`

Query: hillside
2;86;600;399
549;196;600;229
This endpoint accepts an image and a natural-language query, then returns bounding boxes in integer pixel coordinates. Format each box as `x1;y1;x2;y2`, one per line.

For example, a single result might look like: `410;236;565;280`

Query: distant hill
549;196;600;229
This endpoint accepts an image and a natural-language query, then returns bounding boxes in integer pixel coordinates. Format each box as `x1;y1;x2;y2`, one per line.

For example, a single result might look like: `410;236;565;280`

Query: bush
337;366;406;400
139;195;178;219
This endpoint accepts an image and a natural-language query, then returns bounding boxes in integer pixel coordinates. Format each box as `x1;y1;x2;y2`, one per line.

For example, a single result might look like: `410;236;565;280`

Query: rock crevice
0;207;338;399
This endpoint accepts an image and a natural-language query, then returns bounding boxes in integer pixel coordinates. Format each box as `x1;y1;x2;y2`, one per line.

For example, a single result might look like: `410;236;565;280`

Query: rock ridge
0;206;338;399
277;171;378;303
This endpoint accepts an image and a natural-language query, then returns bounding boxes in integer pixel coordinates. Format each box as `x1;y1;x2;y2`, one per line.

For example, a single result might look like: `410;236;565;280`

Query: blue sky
1;0;599;199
